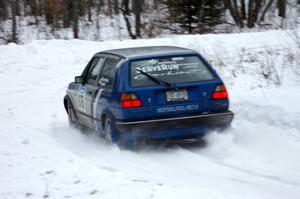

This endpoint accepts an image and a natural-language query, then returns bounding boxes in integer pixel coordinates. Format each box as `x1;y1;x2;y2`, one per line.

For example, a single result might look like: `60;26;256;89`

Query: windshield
130;55;216;87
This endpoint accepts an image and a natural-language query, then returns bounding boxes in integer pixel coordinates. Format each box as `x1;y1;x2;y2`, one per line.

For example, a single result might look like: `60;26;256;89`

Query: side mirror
75;76;84;84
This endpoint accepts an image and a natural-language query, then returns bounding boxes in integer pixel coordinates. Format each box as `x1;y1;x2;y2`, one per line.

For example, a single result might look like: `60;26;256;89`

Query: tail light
212;84;228;99
121;93;142;108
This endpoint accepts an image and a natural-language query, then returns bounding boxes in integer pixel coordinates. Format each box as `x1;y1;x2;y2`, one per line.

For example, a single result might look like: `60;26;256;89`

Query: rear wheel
104;118;118;144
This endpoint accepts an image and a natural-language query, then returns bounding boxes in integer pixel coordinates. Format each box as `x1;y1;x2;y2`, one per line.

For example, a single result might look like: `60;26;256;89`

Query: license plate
166;89;188;102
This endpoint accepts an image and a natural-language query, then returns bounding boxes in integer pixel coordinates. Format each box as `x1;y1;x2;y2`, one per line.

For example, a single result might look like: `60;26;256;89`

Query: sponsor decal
134;68;207;80
136;63;179;73
133;61;208;80
78;86;86;112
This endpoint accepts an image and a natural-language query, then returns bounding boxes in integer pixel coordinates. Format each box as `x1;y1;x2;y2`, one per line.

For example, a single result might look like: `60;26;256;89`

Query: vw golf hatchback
64;46;234;145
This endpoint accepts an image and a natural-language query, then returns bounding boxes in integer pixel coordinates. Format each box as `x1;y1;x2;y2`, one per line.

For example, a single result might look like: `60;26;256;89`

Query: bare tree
225;0;273;28
258;0;274;23
120;0;142;39
120;0;136;39
247;0;262;28
225;0;241;27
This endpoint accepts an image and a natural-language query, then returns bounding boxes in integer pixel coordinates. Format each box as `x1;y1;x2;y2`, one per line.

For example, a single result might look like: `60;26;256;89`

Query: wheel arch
64;95;74;114
101;109;115;129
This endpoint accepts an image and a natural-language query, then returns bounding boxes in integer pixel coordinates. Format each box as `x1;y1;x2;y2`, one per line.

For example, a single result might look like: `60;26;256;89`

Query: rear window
130;55;215;87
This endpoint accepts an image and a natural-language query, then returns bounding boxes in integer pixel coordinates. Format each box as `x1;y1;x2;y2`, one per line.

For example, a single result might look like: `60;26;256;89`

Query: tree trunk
44;0;53;25
247;0;255;28
87;0;92;22
62;1;70;28
11;0;18;43
73;0;79;39
114;0;119;14
0;0;8;20
224;0;238;26
37;0;43;17
251;0;262;25
134;0;141;38
224;0;244;28
187;0;192;34
16;0;20;16
29;0;39;24
123;0;130;15
107;0;113;16
121;0;136;39
233;0;244;27
241;0;246;20
258;0;274;23
278;0;286;18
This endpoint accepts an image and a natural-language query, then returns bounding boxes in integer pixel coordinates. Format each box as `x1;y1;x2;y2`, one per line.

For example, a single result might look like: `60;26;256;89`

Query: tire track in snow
176;144;299;187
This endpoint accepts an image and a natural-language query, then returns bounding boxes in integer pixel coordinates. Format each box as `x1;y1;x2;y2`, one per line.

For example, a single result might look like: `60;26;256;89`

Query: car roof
98;46;197;58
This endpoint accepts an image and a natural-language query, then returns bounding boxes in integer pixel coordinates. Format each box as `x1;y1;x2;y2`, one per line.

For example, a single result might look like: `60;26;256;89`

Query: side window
86;57;105;85
99;57;119;89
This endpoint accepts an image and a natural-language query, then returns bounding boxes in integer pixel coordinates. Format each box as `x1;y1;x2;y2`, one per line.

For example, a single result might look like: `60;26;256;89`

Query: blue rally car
64;46;234;145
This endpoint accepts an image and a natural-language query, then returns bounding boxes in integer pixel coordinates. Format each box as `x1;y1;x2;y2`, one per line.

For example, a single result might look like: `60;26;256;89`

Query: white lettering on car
157;104;199;113
99;77;109;86
136;63;179;73
149;59;158;65
133;68;208;80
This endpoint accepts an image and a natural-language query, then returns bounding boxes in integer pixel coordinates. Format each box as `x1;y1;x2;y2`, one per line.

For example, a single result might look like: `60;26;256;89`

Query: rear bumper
114;111;234;139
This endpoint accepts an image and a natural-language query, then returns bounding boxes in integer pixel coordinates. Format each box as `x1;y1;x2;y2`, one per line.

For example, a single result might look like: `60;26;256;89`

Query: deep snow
0;30;300;199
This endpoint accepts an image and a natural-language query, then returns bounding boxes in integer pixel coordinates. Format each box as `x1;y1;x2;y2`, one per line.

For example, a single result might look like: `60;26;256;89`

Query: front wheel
68;103;78;128
67;102;87;133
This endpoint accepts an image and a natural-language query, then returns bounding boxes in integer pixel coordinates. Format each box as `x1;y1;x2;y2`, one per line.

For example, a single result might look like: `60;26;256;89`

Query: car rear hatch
122;55;229;120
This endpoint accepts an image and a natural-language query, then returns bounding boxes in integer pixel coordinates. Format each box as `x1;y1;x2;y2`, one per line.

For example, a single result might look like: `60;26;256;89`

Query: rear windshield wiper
136;69;172;87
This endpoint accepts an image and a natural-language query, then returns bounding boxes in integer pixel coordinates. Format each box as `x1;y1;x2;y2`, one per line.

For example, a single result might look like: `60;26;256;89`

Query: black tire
103;118;120;145
104;118;113;144
68;103;78;128
67;102;87;133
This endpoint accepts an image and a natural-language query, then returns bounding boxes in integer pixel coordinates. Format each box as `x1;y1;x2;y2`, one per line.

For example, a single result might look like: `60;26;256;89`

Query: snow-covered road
0;30;300;199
